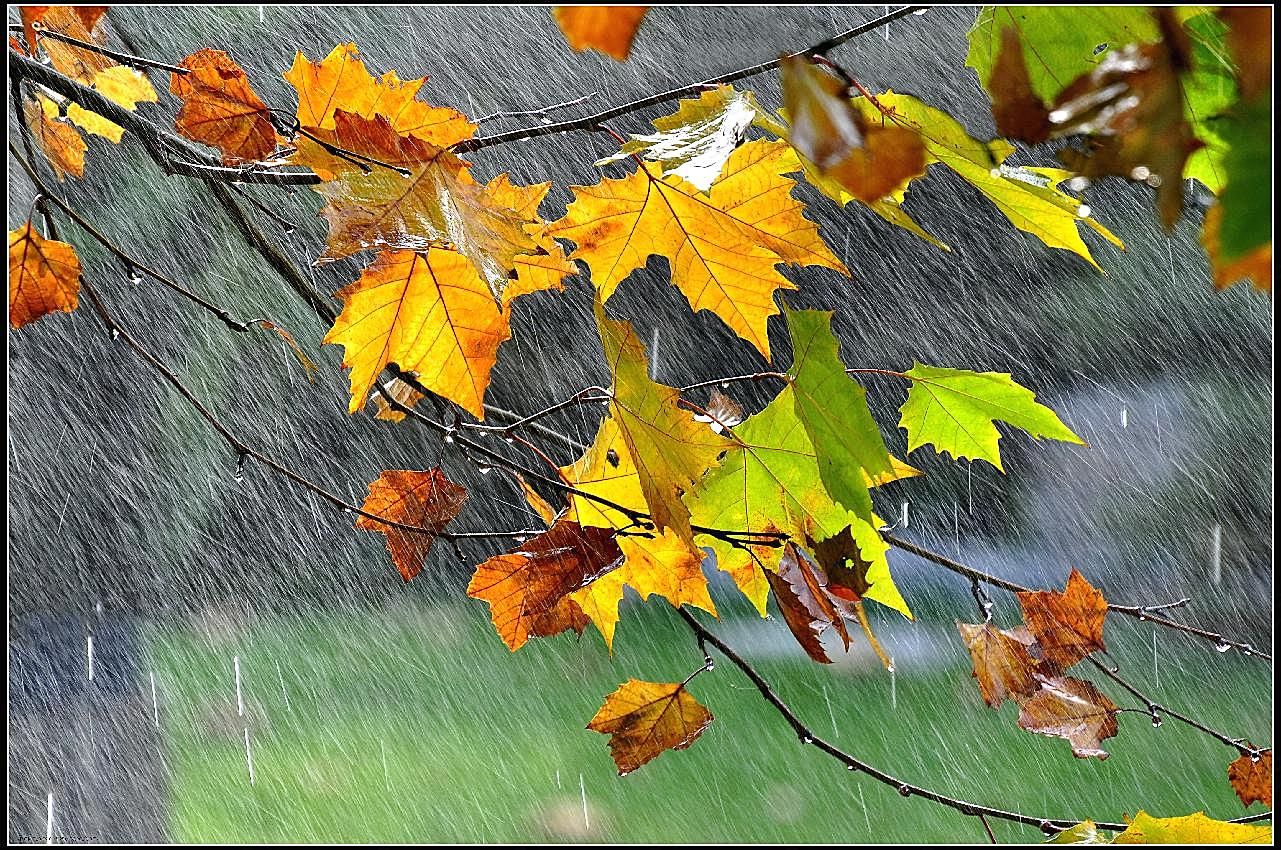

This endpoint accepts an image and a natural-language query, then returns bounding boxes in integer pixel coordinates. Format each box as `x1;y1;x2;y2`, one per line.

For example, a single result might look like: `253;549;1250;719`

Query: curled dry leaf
324;247;512;419
780;56;926;205
356;468;468;581
467;520;623;651
587;678;712;774
1113;811;1272;844
9;222;82;329
1017;568;1107;670
23;94;87;181
171;48;278;164
765;543;849;664
956;621;1040;708
553;6;649;61
1016;674;1118;759
1227;748;1272;808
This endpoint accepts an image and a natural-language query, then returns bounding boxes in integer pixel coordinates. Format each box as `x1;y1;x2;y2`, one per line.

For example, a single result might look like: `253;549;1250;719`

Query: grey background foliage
7;5;1272;842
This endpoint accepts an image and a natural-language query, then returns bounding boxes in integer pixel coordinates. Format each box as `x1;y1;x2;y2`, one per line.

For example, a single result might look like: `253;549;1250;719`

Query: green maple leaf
783;305;893;523
898;364;1085;471
688;385;911;620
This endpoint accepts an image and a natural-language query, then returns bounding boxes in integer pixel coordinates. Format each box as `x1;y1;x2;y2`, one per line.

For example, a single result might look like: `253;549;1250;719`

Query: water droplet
540;117;553;125
503;435;516;445
1250;752;1262;763
1048;109;1070;125
444;429;456;444
704;659;714;671
719;381;730;390
233;453;246;484
110;328;120;341
618;769;631;778
898;785;911;797
912;8;928;15
1215;641;1232;653
801;735;813;744
846;764;856;771
1040;821;1057;836
1067;176;1090;192
477;463;493;475
1151;714;1163;728
1076;204;1092;218
989;167;1002;179
127;267;142;285
513;535;527;545
282;224;296;234
1145;174;1163;188
1130;165;1151;181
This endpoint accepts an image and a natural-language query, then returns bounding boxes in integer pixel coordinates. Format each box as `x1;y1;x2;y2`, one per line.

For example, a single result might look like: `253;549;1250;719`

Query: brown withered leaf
171;48;278;164
587;678;712;774
1017;568;1107;670
9;222;82;329
765;542;850;663
1228;748;1272;808
356;468;468;581
23;6;112;83
810;525;873;602
956;621;1041;708
527;596;591;640
1017;674;1118;759
553;7;649;61
1220;8;1272;101
691;389;745;434
467;520;623;651
23;94;86;181
990;13;1198;228
780;55;926;205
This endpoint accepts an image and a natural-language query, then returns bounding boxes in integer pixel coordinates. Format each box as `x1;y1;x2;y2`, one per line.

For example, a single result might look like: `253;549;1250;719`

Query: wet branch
26;24;191;75
676;608;1272;837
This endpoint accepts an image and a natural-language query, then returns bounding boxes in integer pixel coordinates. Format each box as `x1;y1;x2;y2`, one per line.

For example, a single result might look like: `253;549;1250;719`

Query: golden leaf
171;48;278;164
587;678;712;774
23;94;86;180
9;222;82;329
553;6;649;61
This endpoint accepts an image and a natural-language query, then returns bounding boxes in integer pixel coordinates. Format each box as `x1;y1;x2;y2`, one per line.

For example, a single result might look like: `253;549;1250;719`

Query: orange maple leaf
9;222;82;329
1016;568;1107;670
23;94;86;181
324;247;512;419
553;7;649;61
468;520;623;651
356;468;468;581
587;678;712;774
284;42;476;147
22;6;112;83
1228;748;1272;808
171;48;278;164
554;139;847;357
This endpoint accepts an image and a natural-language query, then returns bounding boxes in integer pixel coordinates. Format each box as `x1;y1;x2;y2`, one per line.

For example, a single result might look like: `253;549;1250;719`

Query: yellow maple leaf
587;678;713;775
284;42;476;146
1113;811;1271;844
484;174;579;306
324;247;511;419
9;222;83;329
67;66;159;144
596;302;729;543
553;139;847;357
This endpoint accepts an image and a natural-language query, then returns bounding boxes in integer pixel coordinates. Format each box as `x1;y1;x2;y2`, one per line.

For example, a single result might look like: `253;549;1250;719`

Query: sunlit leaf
587;678;712;774
1112;811;1272;844
9;221;82;329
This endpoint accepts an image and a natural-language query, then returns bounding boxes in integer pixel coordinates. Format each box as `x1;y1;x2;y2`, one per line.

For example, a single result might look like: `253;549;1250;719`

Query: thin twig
30;25;192;75
474;91;599;124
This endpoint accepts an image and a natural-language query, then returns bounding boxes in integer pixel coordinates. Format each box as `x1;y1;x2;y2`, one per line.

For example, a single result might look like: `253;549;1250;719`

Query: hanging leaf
587;678;712;774
765;542;850;663
898;363;1085;471
1017;568;1108;670
356;468;468;581
956;621;1041;708
554;139;847;357
9;222;82;329
22;5;113;83
1016;674;1118;759
171;48;278;164
1227;749;1272;808
780;55;925;204
553;6;649;61
23;94;87;180
1112;811;1272;844
467;520;623;651
323;248;511;419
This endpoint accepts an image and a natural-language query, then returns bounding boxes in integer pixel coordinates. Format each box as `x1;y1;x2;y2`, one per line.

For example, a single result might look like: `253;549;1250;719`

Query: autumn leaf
284;42;476;147
784;305;893;522
1016;674;1118;759
67;66;158;144
9;222;82;329
23;5;113;83
554;139;847;357
259;320;319;384
1202;205;1271;294
1227;748;1272;808
171;48;278;164
323;248;511;419
780;56;925;205
23;94;86;181
1113;811;1272;844
372;376;424;423
691;388;745;434
553;6;649;61
483;174;579;306
956;621;1040;708
1202;96;1271;294
295;111;538;299
527;596;591;641
596;85;763;191
1017;568;1107;670
555;415;717;650
587;678;712;774
898;363;1084;472
688;385;911;619
850;91;1123;270
467;519;623;651
987;12;1198;228
1220;8;1272;102
595;302;729;543
766;543;850;663
356;468;468;581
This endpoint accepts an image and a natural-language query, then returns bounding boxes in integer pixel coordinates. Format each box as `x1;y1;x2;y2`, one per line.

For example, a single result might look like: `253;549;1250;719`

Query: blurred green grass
146;600;1270;843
